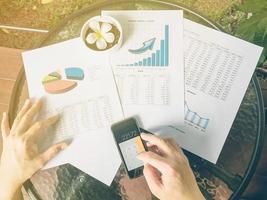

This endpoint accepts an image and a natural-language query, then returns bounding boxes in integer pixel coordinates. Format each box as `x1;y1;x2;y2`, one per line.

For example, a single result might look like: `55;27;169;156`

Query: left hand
0;99;69;199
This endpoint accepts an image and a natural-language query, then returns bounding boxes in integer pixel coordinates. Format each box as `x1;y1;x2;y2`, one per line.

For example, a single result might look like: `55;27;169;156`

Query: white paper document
22;38;124;185
102;10;185;130
157;19;263;163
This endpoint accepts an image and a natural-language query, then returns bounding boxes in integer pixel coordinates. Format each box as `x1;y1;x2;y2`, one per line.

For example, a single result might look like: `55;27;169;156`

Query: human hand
137;133;205;200
0;99;69;199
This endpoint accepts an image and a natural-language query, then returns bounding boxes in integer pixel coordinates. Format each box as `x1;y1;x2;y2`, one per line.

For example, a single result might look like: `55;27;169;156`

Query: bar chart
185;102;209;129
121;25;169;67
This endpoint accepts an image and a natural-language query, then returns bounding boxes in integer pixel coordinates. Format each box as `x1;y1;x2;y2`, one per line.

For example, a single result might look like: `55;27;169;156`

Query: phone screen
111;118;147;178
119;135;145;170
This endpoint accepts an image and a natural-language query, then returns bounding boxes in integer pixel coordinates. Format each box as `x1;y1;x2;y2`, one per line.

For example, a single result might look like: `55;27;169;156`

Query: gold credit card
135;136;145;154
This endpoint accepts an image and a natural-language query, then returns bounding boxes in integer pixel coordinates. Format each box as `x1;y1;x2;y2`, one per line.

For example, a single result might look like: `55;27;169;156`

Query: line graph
185;102;209;129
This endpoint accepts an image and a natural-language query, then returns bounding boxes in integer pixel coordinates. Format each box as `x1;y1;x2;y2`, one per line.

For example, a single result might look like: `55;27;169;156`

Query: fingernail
3;112;6;118
141;133;147;138
61;143;68;150
38;99;43;105
64;138;73;145
36;98;43;106
25;99;31;105
52;114;60;120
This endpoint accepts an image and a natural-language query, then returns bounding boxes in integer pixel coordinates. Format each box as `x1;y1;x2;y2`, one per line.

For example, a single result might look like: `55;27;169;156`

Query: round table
8;1;265;200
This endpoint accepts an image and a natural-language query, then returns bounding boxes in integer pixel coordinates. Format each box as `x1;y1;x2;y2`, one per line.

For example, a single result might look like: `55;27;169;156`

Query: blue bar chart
122;25;169;67
185;102;209;129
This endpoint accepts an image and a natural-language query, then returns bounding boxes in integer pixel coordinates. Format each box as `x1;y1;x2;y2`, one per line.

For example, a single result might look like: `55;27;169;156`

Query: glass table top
8;1;265;200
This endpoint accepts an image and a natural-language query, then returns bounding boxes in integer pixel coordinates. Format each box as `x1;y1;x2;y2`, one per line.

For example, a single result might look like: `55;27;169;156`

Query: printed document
157;19;263;163
22;38;124;185
102;10;185;130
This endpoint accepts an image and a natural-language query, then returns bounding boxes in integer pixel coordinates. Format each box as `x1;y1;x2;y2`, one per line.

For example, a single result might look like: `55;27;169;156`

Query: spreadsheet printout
22;38;124;185
103;10;185;130
157;19;263;163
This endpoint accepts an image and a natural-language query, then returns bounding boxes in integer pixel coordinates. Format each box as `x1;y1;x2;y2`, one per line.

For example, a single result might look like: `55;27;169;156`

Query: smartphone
111;117;147;179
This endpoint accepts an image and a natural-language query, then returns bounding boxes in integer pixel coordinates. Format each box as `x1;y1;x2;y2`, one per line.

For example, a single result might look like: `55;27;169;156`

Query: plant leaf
235;14;267;66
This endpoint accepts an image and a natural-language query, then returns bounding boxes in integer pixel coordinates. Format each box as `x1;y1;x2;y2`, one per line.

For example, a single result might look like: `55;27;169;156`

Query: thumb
35;142;69;168
143;163;162;198
1;112;10;138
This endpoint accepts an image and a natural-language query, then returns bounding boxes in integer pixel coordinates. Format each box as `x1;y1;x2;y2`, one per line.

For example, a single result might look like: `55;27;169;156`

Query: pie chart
42;67;84;94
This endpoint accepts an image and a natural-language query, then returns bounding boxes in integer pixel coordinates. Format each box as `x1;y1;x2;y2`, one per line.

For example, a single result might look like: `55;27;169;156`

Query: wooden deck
0;47;22;122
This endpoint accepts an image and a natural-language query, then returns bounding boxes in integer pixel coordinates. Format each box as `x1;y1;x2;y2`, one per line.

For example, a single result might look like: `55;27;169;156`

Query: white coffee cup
80;15;123;54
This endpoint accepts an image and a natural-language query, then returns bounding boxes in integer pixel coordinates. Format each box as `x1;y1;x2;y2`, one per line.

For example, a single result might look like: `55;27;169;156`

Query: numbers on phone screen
122;130;139;141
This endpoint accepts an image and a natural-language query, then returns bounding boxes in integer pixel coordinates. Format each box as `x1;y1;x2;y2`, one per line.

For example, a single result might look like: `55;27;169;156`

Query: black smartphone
111;117;147;179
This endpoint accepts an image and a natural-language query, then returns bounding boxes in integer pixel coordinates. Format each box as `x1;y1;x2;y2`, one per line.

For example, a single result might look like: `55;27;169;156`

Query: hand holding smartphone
111;117;147;179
